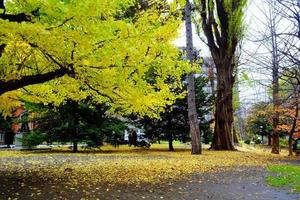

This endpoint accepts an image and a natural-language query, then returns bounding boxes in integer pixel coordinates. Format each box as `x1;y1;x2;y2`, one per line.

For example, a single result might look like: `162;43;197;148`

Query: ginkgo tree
194;0;247;150
0;0;189;118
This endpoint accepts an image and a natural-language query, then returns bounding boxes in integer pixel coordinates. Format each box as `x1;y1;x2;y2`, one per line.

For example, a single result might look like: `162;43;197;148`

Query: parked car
136;134;151;148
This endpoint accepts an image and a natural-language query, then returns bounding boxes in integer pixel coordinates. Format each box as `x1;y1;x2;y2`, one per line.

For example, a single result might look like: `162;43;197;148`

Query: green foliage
279;138;287;148
0;115;12;131
19;131;45;148
224;0;247;47
194;0;247;52
246;102;273;138
244;139;251;144
267;165;300;192
24;99;126;147
139;76;214;143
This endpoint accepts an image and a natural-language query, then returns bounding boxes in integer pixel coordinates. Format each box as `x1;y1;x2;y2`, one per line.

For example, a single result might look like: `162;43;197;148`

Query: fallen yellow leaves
0;144;295;188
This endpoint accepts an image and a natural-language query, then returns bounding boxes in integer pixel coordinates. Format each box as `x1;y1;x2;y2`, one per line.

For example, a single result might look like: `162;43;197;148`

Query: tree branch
0;67;71;95
200;0;219;54
0;12;31;23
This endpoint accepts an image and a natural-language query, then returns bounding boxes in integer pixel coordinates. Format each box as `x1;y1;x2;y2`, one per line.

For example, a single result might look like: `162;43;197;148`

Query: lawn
267;165;300;193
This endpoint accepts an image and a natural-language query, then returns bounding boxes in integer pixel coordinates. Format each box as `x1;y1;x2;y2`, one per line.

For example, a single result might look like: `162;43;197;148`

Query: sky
173;0;277;111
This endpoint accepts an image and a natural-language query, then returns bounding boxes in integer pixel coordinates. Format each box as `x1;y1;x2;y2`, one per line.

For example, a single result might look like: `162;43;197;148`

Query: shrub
20;131;45;148
244;139;251;144
279;137;287;148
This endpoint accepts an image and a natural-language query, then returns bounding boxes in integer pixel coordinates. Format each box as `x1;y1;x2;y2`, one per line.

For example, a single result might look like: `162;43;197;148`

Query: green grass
267;165;300;192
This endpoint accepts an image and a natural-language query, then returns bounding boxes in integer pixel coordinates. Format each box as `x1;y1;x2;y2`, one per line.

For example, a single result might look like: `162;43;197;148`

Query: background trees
21;99;126;152
247;0;299;153
139;76;214;151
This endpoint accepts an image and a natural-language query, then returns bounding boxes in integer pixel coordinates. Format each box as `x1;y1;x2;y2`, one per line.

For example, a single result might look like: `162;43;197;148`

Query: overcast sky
173;0;279;109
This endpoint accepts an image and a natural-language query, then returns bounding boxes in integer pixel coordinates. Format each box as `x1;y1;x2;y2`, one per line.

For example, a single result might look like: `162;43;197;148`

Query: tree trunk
271;59;280;154
185;0;201;154
271;132;279;154
289;99;299;156
268;135;272;146
270;4;280;154
288;136;294;156
72;101;79;153
168;132;174;151
73;141;78;153
211;65;235;150
271;70;280;154
196;0;245;151
233;125;239;144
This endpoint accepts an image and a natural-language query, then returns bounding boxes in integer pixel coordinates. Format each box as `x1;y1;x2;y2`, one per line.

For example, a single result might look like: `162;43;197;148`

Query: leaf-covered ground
0;144;299;199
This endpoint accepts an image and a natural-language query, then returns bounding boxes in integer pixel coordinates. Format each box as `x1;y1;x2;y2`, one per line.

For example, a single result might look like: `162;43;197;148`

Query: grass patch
267;165;300;192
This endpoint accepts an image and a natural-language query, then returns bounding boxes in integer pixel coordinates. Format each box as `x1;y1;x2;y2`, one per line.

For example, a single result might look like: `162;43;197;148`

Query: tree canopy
0;0;188;118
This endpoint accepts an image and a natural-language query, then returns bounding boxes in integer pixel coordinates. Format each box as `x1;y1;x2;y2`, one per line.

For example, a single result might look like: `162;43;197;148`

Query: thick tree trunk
211;65;235;150
271;132;279;154
185;0;201;154
233;125;239;144
197;0;244;151
168;132;174;151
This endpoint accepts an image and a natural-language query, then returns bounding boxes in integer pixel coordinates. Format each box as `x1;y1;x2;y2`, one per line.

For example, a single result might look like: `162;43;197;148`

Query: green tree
246;102;273;144
25;99;126;152
139;76;214;151
0;115;13;147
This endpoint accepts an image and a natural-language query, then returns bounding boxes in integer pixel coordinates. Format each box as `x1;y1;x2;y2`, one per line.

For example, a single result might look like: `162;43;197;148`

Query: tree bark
168;132;174;151
0;0;4;9
211;64;235;150
271;13;280;154
71;101;79;153
289;99;299;156
73;141;78;153
268;135;272;146
185;0;201;154
271;65;280;153
233;125;239;144
0;67;71;95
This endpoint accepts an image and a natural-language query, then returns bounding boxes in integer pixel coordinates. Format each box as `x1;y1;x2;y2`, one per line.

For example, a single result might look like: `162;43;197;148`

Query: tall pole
185;0;201;154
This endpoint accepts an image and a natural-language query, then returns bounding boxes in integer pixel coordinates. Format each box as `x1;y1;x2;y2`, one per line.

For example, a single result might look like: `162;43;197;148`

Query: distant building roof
293;132;300;139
